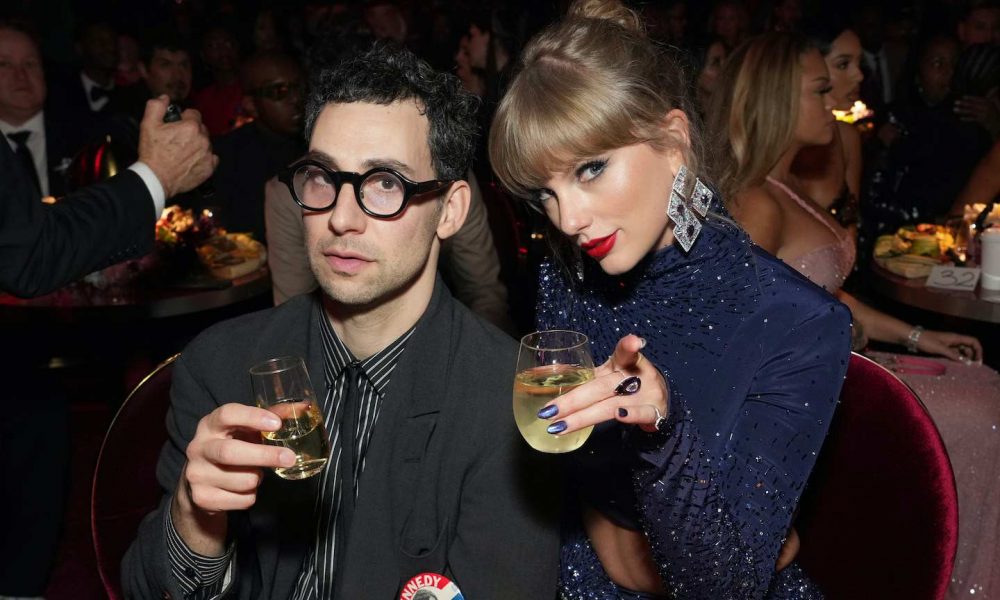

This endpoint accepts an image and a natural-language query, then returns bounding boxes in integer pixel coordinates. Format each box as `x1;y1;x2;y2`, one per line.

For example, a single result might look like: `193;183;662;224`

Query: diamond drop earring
666;165;713;252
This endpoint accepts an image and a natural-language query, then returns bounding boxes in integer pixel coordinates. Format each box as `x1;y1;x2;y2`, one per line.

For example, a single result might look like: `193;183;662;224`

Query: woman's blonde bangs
490;62;646;198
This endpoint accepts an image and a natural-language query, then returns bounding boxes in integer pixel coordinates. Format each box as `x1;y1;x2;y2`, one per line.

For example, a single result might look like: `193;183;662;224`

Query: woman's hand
538;334;669;435
917;330;983;363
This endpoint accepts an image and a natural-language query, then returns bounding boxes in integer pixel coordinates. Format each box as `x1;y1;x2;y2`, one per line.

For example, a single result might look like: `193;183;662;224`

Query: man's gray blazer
123;279;560;598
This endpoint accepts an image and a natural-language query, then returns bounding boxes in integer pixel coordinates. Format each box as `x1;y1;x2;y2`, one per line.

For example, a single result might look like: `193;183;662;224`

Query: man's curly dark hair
305;42;480;180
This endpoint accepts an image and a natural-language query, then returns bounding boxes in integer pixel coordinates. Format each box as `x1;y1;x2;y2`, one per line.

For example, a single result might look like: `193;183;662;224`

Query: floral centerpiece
154;206;268;280
153;205;223;278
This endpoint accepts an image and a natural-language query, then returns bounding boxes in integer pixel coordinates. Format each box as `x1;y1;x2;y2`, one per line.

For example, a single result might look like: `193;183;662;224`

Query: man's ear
241;95;259;118
436;179;470;240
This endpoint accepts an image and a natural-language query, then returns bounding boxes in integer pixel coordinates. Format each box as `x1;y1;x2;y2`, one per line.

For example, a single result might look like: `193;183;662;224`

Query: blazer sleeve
264;176;317;305
122;351;237;599
0;140;155;298
632;301;851;598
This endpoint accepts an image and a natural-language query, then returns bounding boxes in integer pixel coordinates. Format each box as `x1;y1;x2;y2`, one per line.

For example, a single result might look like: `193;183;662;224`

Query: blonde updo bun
567;0;644;34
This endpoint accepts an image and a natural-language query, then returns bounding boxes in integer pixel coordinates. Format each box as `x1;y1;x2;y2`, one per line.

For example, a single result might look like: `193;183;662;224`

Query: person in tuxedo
49;21;119;118
0;92;215;599
123;42;559;599
0;21;90;199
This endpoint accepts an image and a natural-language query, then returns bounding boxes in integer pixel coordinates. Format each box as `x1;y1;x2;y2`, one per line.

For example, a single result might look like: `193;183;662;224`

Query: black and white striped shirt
165;314;414;599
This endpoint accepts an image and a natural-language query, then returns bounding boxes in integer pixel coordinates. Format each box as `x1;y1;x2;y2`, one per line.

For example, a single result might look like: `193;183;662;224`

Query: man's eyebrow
360;157;414;177
301;150;337;167
296;152;416;177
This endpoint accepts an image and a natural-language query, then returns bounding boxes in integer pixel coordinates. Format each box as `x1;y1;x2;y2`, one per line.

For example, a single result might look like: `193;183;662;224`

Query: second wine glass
513;330;596;453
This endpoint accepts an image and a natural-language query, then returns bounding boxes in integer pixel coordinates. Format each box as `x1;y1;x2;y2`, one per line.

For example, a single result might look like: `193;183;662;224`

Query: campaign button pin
399;572;464;600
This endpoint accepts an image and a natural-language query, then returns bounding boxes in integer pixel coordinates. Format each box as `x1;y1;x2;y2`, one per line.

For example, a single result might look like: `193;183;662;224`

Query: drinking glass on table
513;330;596;453
249;356;329;480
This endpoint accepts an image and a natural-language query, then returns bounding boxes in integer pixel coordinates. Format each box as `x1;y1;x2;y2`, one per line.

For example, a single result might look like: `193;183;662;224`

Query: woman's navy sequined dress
535;216;852;599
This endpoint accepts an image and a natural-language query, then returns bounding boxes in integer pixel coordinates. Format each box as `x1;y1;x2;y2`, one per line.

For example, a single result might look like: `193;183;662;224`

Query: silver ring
653;406;668;432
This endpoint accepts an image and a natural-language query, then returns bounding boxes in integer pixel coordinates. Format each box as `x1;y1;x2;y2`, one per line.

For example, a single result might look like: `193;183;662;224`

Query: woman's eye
837;61;849;70
577;159;607;183
819;85;833;95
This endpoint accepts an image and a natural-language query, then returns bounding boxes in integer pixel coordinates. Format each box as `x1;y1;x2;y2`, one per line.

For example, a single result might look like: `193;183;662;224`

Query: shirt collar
318;313;415;396
81;70;114;93
0;110;44;138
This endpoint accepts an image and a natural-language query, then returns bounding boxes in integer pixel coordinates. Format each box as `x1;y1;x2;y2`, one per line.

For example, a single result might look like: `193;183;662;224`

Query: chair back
797;353;959;599
91;353;178;600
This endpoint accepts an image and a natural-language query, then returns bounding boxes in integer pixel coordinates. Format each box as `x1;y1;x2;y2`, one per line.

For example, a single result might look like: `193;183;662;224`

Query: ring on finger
653;406;668;432
614;375;641;396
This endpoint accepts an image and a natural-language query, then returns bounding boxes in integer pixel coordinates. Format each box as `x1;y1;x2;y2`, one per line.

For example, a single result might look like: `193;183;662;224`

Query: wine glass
513;330;596;453
249;356;329;480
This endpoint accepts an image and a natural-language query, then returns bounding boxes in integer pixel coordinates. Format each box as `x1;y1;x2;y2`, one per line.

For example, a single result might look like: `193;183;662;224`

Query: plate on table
197;233;267;280
874;224;955;279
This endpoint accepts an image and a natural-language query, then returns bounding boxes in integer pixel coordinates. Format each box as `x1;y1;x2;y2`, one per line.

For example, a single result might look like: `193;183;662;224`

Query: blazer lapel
337;279;457;596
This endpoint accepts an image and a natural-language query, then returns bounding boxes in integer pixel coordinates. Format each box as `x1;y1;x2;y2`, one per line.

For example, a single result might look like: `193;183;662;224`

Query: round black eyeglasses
278;160;456;218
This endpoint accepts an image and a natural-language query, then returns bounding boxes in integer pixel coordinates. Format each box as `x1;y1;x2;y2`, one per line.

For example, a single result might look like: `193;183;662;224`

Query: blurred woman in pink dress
709;30;1000;598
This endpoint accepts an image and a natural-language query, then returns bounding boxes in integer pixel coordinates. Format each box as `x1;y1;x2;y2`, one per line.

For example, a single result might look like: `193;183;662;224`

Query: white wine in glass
250;356;329;480
514;330;596;453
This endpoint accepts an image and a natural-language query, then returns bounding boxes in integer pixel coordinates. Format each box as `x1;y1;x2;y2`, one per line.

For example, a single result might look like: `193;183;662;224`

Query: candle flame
833;100;874;124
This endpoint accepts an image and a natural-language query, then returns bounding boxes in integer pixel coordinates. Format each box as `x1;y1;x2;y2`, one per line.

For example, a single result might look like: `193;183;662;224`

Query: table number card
925;266;981;291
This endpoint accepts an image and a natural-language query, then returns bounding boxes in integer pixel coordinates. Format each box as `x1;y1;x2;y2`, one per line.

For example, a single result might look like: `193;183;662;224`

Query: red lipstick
581;232;617;260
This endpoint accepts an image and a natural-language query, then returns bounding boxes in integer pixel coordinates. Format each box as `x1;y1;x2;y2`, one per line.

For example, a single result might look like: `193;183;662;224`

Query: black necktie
7;131;41;196
328;361;362;595
338;362;362;512
90;85;109;103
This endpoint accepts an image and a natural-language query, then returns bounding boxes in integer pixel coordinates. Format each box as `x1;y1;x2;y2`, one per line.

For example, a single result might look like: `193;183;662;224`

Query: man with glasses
124;42;559;599
211;51;306;239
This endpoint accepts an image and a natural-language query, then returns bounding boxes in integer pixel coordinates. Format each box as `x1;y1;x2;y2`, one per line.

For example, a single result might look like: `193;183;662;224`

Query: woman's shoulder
731;184;784;217
730;184;785;255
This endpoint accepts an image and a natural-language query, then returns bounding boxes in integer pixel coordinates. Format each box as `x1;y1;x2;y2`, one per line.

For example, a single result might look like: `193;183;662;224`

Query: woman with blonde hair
490;2;850;597
792;16;865;230
710;31;1000;598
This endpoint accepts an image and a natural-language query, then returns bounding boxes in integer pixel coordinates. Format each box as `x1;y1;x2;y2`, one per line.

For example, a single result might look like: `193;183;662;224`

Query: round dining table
868;262;1000;324
0;266;273;390
0;266;271;326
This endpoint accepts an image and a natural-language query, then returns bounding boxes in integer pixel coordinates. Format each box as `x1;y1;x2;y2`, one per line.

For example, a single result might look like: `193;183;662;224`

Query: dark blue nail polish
537;404;559;419
547;421;567;434
618;408;628;418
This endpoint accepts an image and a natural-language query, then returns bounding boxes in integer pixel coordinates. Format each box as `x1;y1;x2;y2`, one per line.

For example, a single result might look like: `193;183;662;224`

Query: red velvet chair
796;353;959;599
91;353;178;600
